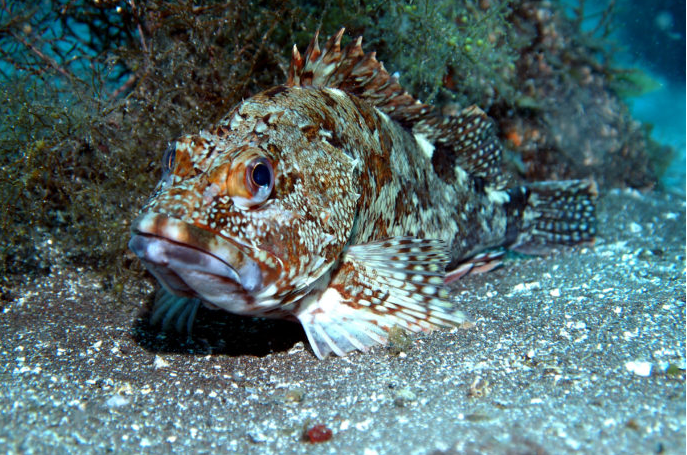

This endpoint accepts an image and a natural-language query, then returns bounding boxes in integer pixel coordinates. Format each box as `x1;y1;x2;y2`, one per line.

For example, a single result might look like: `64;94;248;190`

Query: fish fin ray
445;250;506;284
287;29;505;186
418;105;505;186
295;238;467;358
151;288;201;334
506;180;597;253
286;29;432;126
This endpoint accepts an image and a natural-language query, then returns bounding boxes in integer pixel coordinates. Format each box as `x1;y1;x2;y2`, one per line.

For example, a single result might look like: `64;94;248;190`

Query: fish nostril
161;142;177;175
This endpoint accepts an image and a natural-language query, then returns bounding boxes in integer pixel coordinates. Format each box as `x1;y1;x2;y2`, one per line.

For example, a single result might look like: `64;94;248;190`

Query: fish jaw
129;212;282;315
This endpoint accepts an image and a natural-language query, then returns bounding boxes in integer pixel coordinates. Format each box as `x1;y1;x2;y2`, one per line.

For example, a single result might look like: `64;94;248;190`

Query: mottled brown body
248;86;510;266
129;29;596;358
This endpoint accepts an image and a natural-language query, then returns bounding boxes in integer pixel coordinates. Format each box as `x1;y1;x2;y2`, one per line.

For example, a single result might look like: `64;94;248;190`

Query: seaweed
0;0;299;285
291;0;664;188
0;0;671;289
292;0;519;108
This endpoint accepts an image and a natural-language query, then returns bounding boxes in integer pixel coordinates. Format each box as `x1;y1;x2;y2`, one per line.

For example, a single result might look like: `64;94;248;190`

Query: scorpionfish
129;29;596;358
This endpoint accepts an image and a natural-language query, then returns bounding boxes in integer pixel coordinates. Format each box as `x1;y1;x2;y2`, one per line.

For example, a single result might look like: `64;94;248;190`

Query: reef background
0;1;685;452
0;0;683;287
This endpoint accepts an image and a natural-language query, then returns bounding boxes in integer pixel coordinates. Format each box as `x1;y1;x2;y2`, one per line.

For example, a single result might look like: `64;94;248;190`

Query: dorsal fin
414;105;504;186
287;28;425;119
287;28;504;187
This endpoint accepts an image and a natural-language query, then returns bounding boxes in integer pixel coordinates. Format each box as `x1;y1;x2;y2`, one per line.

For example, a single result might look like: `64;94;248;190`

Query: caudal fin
506;180;597;255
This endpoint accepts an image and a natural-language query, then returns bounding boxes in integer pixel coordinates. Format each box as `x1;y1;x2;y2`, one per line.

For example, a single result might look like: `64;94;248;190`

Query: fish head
129;94;360;315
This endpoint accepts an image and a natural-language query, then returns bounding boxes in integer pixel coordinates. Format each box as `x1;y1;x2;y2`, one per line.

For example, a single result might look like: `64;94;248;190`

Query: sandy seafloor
0;188;684;454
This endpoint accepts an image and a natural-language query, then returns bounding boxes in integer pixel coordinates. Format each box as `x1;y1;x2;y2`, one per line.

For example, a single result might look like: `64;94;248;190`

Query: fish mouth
129;213;264;314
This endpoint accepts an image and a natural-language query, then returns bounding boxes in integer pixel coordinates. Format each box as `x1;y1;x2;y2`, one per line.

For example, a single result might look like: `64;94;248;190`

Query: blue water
629;81;686;193
561;0;686;193
616;0;686;193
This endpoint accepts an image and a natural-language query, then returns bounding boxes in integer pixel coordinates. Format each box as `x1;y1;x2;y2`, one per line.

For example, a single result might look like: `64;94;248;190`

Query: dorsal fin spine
286;28;505;187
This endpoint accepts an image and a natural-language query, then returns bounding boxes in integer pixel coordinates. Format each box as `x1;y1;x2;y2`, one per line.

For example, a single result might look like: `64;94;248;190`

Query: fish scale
129;28;596;358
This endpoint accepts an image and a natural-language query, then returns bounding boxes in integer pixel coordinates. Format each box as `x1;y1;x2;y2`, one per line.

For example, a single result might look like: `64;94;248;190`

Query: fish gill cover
0;0;675;294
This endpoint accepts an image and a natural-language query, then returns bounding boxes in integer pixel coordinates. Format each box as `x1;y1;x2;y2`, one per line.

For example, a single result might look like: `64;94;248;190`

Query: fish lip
129;212;264;293
129;232;242;283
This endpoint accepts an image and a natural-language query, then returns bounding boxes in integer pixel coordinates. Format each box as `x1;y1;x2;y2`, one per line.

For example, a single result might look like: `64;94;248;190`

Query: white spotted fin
295;238;467;358
506;180;598;254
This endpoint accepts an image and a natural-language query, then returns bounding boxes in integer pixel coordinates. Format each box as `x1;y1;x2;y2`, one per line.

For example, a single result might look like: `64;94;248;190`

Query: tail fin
506;180;597;254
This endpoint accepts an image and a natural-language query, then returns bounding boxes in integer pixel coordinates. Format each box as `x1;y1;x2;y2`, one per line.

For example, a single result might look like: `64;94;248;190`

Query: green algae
0;0;298;285
608;68;662;99
293;0;518;108
0;0;671;291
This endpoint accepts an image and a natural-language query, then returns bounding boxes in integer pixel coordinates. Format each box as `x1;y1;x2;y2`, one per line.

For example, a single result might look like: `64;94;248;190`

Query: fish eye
251;161;272;187
244;157;274;205
227;153;275;209
161;143;176;174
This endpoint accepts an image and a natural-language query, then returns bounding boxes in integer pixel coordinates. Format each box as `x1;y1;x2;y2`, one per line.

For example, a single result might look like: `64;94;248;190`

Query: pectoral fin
295;238;467;358
151;288;201;334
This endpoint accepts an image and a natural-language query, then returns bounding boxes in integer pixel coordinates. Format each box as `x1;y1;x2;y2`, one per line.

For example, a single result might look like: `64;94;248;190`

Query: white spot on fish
230;112;242;130
203;183;220;204
413;133;435;159
376;109;392;124
325;87;347;99
254;118;268;133
453;164;469;186
485;187;510;205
